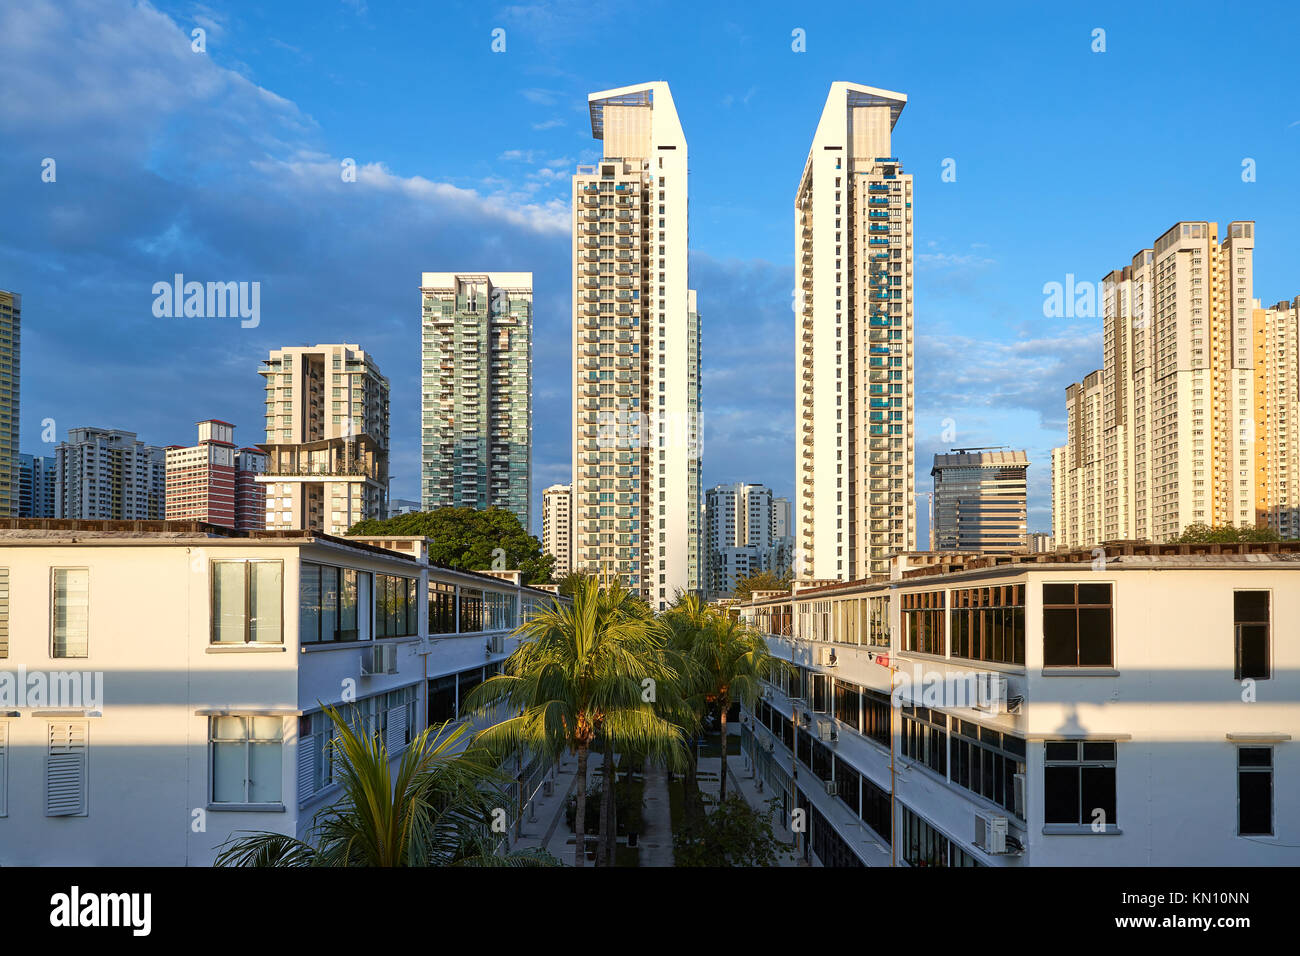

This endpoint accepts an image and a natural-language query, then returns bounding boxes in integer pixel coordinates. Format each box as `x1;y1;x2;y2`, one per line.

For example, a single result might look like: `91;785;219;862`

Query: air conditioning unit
819;646;838;667
489;633;506;655
817;719;833;741
973;673;1008;713
361;643;398;676
975;813;1009;854
1012;772;1026;819
824;779;838;796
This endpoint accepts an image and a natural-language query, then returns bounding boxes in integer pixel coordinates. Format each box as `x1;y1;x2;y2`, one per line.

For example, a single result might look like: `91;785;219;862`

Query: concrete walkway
695;732;804;867
637;763;674;866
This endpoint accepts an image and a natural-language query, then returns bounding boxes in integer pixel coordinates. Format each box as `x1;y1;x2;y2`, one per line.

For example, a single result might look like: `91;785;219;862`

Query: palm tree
465;578;687;866
214;706;557;867
691;615;788;801
660;593;715;825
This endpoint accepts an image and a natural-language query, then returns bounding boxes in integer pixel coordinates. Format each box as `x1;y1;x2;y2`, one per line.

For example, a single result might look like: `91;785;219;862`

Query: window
46;721;88;817
951;720;1026;817
211;560;283;644
52;568;89;658
458;586;484;633
901;705;946;776
1044;740;1116;827
300;565;368;643
376;574;418;638
900;804;977;866
901;590;944;655
211;716;284;806
428;581;456;634
1233;591;1270;680
1042;583;1112;667
833;679;860;732
0;568;8;659
1237;747;1272;836
951;585;1025;665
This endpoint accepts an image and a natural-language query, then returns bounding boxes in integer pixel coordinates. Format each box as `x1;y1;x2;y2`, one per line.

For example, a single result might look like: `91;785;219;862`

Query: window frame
1042;582;1113;668
1236;746;1273;837
208;715;286;808
210;559;284;645
1043;739;1118;829
1232;590;1271;681
50;567;90;659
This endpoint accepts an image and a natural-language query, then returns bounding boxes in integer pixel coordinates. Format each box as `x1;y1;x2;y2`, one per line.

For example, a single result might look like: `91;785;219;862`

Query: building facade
796;83;916;582
0;291;19;517
1053;222;1265;548
736;543;1300;866
166;420;267;531
705;482;778;598
55;427;166;520
1027;532;1055;553
571;81;701;610
1253;297;1300;538
773;495;796;576
931;449;1029;553
18;453;55;518
541;483;572;576
420;273;532;529
257;344;390;536
0;521;559;865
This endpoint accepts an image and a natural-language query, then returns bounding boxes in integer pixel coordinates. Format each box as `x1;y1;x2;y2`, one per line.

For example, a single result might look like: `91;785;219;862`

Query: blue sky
2;0;1298;537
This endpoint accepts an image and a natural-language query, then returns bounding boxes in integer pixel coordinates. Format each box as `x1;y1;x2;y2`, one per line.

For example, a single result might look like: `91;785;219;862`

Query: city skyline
5;2;1298;539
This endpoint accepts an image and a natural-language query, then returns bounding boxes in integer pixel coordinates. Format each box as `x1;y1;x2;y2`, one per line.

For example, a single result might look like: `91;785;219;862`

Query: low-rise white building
0;520;557;865
735;542;1300;866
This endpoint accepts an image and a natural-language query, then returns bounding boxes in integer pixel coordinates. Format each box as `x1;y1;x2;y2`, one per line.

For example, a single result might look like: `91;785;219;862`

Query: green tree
1173;523;1282;543
555;570;598;596
690;614;788;800
733;568;793;602
673;795;782;867
347;507;555;585
213;707;557;867
660;593;714;827
464;579;687;866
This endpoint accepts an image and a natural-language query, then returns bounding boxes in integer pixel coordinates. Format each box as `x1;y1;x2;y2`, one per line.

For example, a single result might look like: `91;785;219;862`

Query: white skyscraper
542;483;573;575
796;83;916;581
571;81;701;610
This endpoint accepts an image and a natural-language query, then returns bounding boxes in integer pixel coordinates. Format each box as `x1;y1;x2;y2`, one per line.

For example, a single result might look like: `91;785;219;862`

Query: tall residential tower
257;344;389;535
420;272;533;529
571;81;701;610
796;83;915;581
1052;222;1261;548
0;290;20;516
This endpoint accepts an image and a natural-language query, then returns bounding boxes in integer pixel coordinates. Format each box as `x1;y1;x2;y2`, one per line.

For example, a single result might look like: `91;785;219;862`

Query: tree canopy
732;567;793;602
1172;523;1282;544
347;507;555;585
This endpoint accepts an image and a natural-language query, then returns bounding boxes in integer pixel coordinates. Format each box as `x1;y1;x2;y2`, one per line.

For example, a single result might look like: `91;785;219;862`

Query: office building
389;498;422;516
420;273;532;528
18;453;55;518
931;449;1029;554
796;83;916;582
165;420;267;531
0;291;19;517
1253;297;1300;538
736;542;1300;866
705;482;777;598
55;427;166;519
257;344;390;536
1053;222;1261;548
542;483;572;575
0;520;557;865
571;81;701;610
